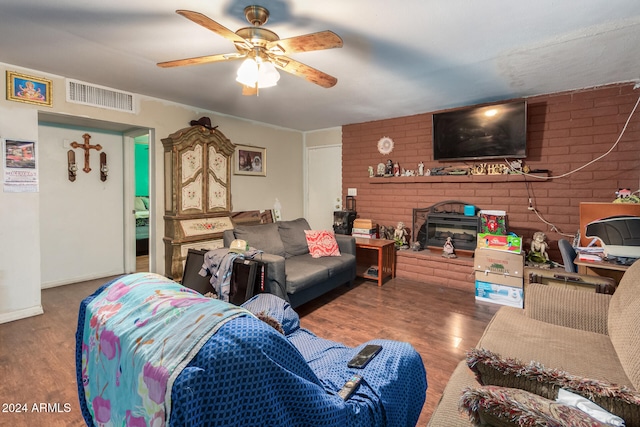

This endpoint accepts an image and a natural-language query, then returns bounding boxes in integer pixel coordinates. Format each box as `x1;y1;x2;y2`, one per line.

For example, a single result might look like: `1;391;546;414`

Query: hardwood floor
136;254;149;272
0;275;121;427
0;275;499;427
296;278;500;426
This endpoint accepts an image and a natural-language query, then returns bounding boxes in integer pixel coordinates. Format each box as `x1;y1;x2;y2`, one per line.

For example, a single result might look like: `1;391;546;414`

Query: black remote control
338;374;362;400
347;344;382;369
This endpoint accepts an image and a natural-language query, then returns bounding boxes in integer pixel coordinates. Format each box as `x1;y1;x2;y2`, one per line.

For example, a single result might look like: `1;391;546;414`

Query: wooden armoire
162;124;235;279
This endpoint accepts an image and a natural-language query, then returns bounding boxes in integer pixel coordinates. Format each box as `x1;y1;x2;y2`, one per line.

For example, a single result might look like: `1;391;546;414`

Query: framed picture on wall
6;71;53;107
234;145;266;176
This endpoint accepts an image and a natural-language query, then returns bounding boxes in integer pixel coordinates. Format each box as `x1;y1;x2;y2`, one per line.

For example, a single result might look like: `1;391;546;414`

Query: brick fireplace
341;83;640;291
413;200;480;252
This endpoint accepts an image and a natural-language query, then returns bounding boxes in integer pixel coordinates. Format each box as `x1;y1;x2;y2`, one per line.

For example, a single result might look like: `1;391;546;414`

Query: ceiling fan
157;6;343;95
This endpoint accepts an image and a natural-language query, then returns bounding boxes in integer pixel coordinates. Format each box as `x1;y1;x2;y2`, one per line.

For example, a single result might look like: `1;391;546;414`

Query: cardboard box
479;210;507;234
475;279;524;308
475;270;523;288
477;233;523;253
474;248;525;278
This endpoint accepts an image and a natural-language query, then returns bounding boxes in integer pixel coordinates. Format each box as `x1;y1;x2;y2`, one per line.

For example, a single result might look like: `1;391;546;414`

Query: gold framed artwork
6;71;52;107
234;145;266;176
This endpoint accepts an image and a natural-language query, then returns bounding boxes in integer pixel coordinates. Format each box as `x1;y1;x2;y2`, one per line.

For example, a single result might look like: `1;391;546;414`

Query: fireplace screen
413;201;480;251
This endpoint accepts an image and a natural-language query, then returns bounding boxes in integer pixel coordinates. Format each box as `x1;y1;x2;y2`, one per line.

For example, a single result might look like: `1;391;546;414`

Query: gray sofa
223;218;356;308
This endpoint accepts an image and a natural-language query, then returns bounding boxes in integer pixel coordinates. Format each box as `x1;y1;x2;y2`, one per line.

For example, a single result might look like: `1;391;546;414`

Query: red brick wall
342;83;640;264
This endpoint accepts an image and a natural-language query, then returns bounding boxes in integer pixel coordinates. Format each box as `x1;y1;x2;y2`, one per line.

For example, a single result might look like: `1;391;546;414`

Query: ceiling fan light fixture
160;8;341;92
257;61;280;88
235;57;280;88
236;58;259;86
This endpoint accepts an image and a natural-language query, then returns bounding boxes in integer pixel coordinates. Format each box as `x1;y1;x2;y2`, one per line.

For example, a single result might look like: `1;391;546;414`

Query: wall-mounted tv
432;100;527;161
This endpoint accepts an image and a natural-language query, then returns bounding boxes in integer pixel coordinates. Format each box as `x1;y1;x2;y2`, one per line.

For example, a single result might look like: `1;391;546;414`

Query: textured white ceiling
1;0;639;130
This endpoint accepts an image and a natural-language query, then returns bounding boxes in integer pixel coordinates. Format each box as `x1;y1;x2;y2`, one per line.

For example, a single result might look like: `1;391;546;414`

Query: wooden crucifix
70;133;102;173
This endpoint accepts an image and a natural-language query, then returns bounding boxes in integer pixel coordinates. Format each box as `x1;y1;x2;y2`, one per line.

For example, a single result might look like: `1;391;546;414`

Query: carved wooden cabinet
162;125;235;279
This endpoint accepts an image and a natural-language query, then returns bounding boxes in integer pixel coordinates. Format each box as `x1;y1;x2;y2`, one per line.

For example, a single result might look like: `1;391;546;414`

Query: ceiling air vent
66;79;137;113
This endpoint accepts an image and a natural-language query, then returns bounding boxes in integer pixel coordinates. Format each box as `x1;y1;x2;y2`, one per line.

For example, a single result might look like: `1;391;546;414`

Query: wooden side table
355;238;396;286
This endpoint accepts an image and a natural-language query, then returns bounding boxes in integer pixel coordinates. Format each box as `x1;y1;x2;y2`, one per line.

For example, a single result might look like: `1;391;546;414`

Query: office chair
558;238;578;273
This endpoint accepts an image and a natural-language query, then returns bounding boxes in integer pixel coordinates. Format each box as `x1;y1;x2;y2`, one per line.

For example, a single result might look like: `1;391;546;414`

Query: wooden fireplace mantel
368;172;549;184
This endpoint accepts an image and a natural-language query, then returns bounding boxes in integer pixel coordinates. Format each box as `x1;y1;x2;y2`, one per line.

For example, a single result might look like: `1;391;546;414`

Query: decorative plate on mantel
377;136;394;155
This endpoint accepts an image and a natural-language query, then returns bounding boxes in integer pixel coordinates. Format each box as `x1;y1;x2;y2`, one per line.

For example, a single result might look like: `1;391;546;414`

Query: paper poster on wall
3;138;39;192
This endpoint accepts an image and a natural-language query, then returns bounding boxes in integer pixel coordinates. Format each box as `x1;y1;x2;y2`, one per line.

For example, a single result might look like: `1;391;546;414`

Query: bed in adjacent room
135;196;149;255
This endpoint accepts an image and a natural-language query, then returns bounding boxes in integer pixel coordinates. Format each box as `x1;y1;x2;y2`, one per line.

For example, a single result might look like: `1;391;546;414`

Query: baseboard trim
0;305;44;324
41;270;124;289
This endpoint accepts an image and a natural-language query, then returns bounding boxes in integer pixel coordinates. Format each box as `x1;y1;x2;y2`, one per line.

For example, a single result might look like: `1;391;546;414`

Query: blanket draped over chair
76;274;427;427
77;273;249;427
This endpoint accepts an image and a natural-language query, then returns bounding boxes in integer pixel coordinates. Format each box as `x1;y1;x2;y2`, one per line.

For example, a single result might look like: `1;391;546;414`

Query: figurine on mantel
385;160;394;176
442;237;457;258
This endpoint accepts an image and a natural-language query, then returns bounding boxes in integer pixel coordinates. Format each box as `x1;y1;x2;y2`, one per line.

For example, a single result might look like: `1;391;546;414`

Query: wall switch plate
347;188;357;196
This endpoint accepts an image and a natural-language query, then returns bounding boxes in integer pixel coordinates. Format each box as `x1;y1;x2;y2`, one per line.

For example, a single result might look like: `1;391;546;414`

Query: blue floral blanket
77;273;249;427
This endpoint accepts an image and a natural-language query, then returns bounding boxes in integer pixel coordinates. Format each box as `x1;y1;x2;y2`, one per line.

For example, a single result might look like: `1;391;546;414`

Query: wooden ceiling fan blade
176;9;253;50
274;57;338;88
268;30;343;55
240;84;258;96
157;53;244;68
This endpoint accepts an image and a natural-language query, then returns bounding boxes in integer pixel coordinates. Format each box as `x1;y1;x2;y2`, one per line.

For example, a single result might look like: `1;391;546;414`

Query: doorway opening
134;135;150;272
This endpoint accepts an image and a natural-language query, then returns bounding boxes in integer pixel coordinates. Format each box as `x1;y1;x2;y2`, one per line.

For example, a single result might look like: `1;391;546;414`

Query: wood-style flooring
0;275;499;427
136;254;149;272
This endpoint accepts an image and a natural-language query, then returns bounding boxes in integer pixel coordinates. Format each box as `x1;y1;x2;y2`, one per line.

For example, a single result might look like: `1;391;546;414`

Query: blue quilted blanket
77;278;427;427
242;293;428;427
76;273;249;427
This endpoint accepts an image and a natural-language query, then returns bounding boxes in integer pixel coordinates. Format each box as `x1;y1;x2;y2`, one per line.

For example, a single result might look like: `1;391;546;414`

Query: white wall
221;119;304;220
0;106;43;322
305;127;342;148
39;125;124;287
0;61;310;323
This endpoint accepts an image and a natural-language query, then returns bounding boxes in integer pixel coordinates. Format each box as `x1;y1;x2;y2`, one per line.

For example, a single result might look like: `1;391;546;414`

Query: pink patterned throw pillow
304;230;341;258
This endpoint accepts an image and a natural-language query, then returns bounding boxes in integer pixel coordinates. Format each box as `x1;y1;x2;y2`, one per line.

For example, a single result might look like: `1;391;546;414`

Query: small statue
442;237;457;258
507;159;523;174
368;165;374;178
385;160;393;176
418;161;425;176
393;162;400;177
379;225;388;240
527;231;550;265
380;224;394;241
614;188;640;203
393;221;409;248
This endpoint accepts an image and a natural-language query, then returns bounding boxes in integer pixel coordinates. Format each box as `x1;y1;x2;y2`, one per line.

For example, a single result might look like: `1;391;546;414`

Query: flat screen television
432;100;527;161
